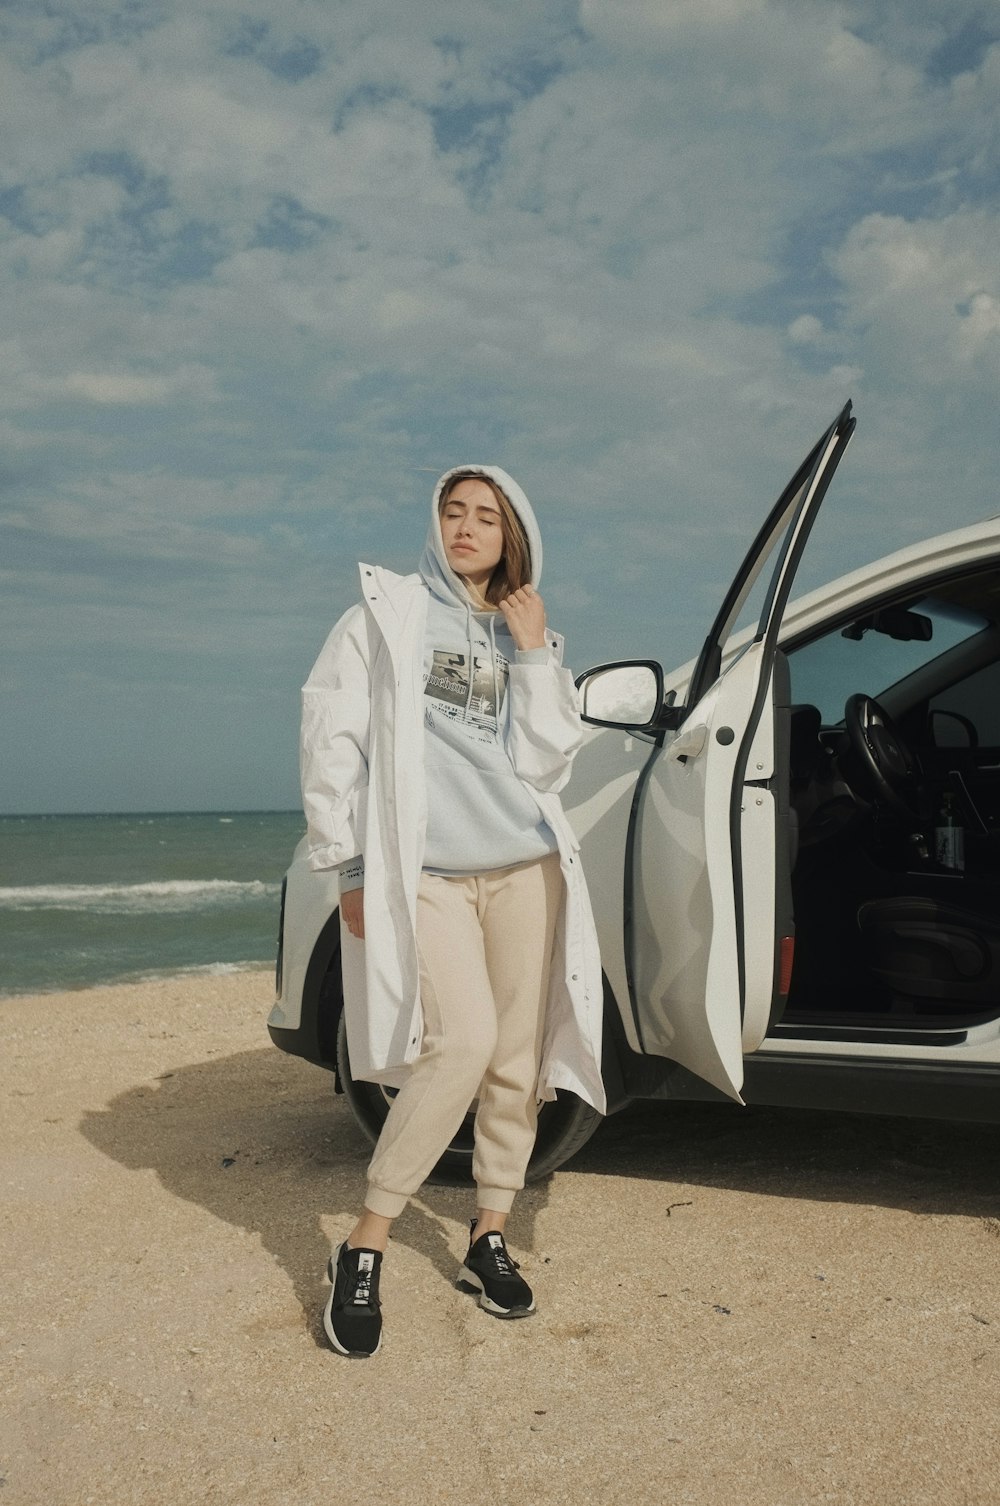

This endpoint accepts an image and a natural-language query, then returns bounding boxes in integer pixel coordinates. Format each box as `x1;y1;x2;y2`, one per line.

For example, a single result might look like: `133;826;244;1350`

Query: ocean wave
135;960;272;984
0;879;281;914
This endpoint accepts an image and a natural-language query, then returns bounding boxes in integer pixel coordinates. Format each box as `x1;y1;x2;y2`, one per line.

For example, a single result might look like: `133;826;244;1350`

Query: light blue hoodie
340;464;557;891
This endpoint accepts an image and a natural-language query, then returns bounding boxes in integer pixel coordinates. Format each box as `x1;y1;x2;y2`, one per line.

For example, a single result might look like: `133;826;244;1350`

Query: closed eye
443;508;500;524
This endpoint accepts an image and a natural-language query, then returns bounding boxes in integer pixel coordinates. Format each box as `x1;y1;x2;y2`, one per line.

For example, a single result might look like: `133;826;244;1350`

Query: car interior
775;564;1000;1040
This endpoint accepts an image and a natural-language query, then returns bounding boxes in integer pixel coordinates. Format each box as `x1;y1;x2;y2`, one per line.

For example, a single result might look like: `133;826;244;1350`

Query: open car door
628;403;856;1100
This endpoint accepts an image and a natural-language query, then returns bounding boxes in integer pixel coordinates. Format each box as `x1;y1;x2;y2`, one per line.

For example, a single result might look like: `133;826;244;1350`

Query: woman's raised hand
499;585;547;652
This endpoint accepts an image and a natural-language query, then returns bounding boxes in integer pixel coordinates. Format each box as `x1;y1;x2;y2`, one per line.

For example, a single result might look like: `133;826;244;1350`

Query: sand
2;968;999;1506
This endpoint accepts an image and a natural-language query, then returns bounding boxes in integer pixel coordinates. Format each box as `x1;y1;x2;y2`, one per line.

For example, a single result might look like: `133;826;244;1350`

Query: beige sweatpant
365;852;562;1219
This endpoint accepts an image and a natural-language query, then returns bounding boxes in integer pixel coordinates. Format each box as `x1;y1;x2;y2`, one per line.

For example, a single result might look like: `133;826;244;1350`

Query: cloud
788;315;825;345
831;209;1000;375
2;0;999;809
48;367;218;404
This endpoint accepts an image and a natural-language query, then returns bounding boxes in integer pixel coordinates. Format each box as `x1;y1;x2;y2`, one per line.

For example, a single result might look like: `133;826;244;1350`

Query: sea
0;810;307;997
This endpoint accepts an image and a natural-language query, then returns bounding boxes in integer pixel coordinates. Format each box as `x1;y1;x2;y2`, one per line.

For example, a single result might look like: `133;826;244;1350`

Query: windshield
787;597;989;724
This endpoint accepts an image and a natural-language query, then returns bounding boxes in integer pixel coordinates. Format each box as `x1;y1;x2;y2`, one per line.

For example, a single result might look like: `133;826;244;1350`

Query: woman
300;465;604;1357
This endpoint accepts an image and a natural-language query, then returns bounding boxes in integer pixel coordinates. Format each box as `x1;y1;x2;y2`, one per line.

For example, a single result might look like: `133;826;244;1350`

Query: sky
2;0;999;814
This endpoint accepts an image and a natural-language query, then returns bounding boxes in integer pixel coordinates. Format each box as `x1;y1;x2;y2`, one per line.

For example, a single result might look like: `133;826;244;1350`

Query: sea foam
0;880;280;914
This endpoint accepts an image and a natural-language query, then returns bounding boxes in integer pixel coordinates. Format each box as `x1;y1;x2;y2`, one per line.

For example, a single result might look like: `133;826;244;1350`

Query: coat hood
419;464;543;611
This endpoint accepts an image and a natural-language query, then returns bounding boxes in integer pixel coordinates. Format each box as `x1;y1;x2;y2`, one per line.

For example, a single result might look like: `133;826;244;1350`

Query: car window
786;597;988;724
719;474;817;657
688;408;854;709
930;660;1000;745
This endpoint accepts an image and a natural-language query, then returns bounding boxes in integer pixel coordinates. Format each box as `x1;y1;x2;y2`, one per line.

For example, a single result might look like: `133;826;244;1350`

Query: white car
270;402;1000;1176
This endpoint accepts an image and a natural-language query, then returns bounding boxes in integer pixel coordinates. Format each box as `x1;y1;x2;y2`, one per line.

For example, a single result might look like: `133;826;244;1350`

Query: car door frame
623;402;857;1099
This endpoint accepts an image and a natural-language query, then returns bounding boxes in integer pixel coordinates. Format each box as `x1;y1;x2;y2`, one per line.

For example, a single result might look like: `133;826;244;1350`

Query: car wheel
335;1009;603;1184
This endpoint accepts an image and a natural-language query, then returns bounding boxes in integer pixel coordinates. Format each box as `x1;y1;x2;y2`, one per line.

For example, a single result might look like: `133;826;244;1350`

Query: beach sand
3;969;999;1506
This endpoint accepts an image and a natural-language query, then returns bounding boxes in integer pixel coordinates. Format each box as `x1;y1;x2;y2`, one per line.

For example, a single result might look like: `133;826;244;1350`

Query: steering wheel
843;694;922;822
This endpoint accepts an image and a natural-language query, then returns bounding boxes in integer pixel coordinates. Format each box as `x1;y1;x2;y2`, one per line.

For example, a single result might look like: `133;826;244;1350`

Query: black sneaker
322;1242;383;1356
457;1223;535;1319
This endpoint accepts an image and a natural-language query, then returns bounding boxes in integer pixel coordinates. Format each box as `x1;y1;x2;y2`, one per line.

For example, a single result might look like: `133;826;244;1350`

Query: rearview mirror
576;661;665;730
841;607;933;643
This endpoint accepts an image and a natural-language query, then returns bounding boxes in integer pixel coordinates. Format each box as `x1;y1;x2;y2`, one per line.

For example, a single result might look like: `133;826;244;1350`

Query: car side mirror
576;660;666;731
928;708;978;750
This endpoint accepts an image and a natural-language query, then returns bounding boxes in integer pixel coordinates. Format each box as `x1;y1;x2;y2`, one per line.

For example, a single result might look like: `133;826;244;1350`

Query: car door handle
666;722;710;761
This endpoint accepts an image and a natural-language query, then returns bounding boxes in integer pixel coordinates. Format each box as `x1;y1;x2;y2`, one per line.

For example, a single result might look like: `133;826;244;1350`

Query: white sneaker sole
323;1247;382;1356
456;1265;536;1319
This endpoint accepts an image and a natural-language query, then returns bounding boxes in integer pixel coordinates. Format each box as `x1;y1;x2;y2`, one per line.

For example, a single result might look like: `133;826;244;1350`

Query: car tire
335;1009;603;1184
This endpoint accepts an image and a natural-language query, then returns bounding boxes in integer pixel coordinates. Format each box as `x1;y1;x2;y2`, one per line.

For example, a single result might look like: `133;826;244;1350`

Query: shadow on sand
81;1044;1000;1345
567;1094;1000;1224
79;1045;551;1345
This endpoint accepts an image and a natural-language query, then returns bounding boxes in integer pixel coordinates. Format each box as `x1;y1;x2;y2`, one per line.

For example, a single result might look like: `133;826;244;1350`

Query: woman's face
439;478;505;591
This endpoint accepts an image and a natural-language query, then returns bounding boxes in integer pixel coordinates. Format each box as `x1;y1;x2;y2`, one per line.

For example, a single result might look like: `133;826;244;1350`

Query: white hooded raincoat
300;465;605;1115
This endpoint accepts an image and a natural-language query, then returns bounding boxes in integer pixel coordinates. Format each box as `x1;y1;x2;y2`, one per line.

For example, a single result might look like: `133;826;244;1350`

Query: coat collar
357;563;422;608
358;564;426;664
357;561;565;664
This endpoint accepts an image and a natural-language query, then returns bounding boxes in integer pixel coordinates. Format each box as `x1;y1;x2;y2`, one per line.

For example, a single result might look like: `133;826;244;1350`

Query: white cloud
827;363;864;386
788;315;824;345
831;210;1000;376
58;366;218;404
2;0;1000;808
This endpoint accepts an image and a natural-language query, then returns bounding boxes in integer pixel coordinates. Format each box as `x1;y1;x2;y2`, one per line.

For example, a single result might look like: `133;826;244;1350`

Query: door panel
629;683;737;1096
632;644;774;1099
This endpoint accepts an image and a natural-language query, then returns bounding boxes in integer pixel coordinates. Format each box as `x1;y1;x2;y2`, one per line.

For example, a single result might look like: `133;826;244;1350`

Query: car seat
857;897;1000;1009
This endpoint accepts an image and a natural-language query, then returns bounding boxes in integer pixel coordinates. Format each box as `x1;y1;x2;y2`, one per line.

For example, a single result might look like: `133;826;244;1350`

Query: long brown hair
439;473;532;606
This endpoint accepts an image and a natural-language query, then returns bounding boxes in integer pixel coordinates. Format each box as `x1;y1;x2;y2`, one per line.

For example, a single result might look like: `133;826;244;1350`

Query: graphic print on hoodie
425;646;508;734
